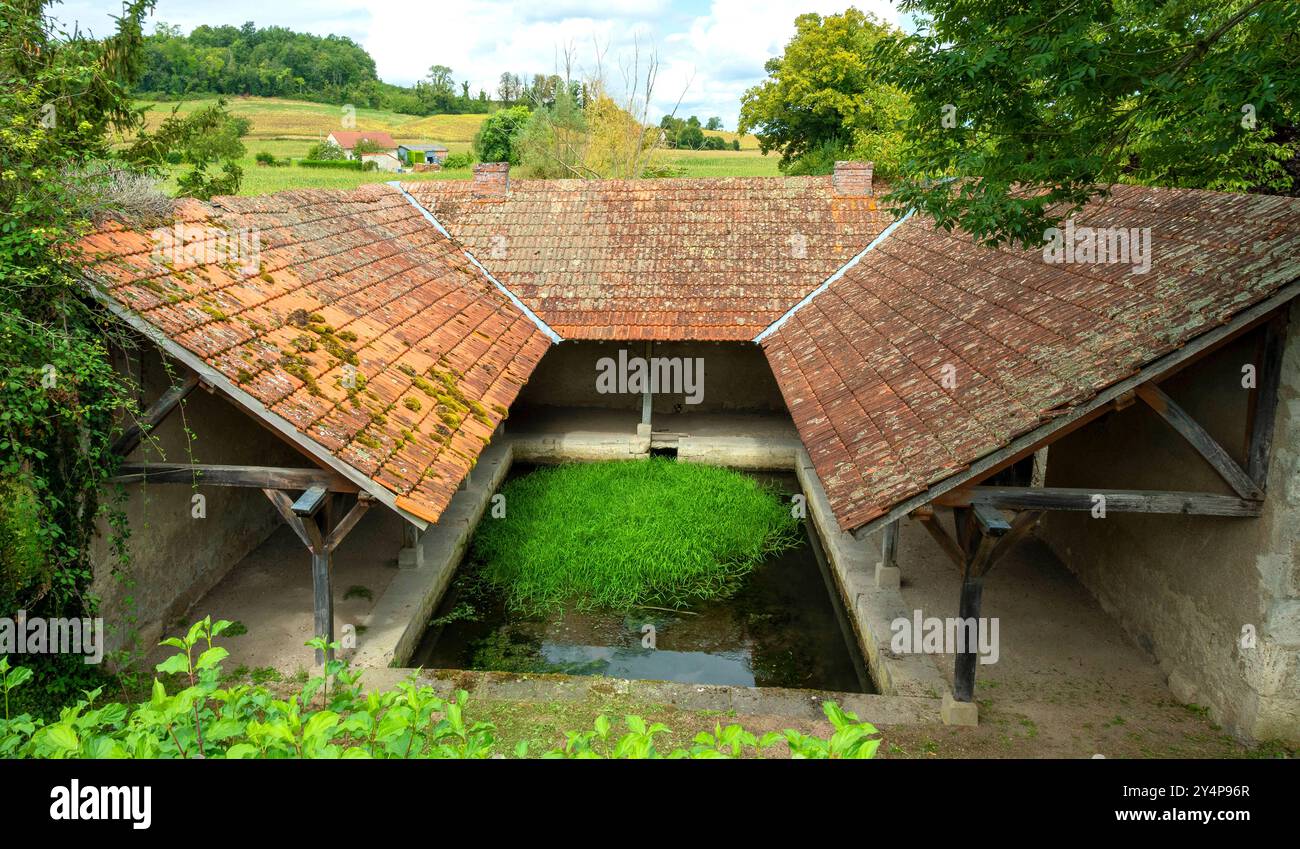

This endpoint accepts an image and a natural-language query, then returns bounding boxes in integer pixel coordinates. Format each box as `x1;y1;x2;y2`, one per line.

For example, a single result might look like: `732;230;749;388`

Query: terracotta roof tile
764;184;1300;532
402;176;890;340
77;184;550;525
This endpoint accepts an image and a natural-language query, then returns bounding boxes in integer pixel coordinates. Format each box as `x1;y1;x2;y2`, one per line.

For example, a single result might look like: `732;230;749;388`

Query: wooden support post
398;520;423;569
952;573;984;702
881;519;899;568
311;544;333;666
641;340;653;427
264;489;371;665
952;505;1008;703
876;519;901;587
1247;311;1288;489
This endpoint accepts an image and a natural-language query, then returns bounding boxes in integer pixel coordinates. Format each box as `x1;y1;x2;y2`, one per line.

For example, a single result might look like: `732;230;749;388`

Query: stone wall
1038;303;1300;742
514;340;786;413
91;349;302;654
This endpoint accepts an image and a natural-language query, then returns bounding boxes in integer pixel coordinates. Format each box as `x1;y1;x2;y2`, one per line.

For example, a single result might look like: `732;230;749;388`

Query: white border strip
388;181;563;344
753;208;914;344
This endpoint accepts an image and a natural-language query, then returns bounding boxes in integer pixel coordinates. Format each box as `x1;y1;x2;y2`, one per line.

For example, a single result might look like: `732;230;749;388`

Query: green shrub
255;150;276;166
471;459;800;614
298;159;364;170
305;140;346;161
442;152;474;169
0;618;881;759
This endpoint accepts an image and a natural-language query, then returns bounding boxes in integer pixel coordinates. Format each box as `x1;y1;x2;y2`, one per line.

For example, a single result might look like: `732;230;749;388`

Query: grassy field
135;95;780;195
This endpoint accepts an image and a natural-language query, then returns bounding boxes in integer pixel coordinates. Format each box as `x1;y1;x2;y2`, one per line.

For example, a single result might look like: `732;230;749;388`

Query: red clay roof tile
77;184;550;526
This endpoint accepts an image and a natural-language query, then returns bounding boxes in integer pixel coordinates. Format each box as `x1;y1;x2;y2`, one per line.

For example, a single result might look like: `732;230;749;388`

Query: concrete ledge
357;668;944;726
677;435;801;470
352;440;513;668
795;449;953;704
511;431;649;463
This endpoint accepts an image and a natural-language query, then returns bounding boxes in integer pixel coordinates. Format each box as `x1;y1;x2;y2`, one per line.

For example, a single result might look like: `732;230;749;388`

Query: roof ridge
752;208;914;344
388;181;563;344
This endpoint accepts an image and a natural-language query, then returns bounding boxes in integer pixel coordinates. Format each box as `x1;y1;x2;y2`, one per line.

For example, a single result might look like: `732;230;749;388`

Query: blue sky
49;1;903;128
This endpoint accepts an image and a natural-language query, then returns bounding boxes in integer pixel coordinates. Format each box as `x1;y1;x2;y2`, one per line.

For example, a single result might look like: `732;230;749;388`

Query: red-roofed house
326;130;398;158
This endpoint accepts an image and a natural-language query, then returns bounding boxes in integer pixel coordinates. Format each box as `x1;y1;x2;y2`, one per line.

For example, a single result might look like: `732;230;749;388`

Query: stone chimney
473;162;510;198
832;160;873;196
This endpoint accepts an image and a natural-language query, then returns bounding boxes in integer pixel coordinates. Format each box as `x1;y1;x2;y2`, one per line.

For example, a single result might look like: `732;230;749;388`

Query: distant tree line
659;115;739;150
139;22;510;116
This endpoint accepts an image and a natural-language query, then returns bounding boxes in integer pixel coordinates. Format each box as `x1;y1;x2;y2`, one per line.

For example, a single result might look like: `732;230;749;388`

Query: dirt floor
155;506;404;676
879;513;1292;758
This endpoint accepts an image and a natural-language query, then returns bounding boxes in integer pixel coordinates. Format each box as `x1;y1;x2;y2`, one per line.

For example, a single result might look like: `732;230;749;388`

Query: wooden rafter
1135;383;1262;500
111;463;358;493
111;374;200;457
935;486;1260;517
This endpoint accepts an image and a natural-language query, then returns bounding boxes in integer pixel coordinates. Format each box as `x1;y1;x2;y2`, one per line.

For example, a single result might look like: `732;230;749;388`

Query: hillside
136;96;777;195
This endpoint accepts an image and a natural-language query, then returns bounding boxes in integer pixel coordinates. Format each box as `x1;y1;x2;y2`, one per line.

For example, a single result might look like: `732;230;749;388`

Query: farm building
326;130;398;158
76;161;1300;742
397;143;449;166
359;151;403;173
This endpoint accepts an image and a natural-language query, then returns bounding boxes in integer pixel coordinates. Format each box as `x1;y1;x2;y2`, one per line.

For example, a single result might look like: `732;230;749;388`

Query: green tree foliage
473;105;532;164
0;0;154;629
137;22;493;116
123;101;249;199
1;3;252;709
738;9;909;175
881;0;1300;247
306;139;346;161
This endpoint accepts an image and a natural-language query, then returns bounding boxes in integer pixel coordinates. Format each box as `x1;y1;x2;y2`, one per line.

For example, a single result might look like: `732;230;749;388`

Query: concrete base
397;546;424;570
795;449;952;701
875;563;901;589
358;667;945;726
941;693;979;726
353;440;513;668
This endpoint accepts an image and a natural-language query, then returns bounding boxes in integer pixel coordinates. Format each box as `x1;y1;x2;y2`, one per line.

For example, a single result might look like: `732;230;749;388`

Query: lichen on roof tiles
77;183;550;526
764;184;1300;532
402;175;891;341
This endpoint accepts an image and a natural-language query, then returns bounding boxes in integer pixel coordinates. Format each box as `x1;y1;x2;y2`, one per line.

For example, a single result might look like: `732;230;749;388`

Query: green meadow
134;95;781;196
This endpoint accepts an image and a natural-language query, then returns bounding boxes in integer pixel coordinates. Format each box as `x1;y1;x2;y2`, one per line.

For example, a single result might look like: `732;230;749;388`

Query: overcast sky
49;1;903;128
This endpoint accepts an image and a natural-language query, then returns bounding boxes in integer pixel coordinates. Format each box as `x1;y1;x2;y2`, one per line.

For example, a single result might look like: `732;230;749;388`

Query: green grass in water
472;459;801;615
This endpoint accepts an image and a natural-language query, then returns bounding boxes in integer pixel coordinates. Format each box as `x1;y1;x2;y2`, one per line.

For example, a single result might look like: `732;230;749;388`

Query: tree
124;101;249;199
497;72;522;105
306;139;345;160
473;105;531;164
0;0;160;697
705;116;723;131
881;0;1300;247
738;9;908;175
677;123;704;149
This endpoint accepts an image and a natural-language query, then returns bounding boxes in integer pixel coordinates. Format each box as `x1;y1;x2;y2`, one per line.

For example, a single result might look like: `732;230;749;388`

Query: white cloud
49;0;902;129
